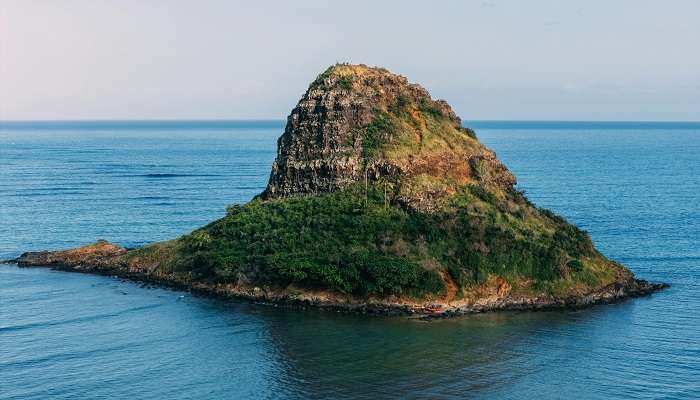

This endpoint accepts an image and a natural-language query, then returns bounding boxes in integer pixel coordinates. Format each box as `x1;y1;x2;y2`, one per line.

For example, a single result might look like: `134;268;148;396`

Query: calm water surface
1;121;698;399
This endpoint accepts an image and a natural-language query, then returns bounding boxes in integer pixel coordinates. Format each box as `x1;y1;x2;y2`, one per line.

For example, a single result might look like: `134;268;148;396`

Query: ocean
1;121;698;399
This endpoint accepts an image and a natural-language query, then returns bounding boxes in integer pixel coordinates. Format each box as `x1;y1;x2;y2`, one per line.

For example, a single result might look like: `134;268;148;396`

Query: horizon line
1;118;700;123
1;119;699;131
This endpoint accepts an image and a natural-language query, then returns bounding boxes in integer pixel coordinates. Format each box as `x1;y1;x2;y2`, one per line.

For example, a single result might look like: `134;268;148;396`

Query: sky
1;0;699;121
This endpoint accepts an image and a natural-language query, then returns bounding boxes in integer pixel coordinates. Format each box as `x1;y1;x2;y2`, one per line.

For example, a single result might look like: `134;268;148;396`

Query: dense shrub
363;112;395;159
337;75;353;91
389;95;412;118
567;258;584;271
176;181;601;298
468;184;497;204
418;98;444;119
459;127;478;139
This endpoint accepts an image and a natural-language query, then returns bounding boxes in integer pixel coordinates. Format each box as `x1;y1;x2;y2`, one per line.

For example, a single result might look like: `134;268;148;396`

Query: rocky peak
261;64;515;211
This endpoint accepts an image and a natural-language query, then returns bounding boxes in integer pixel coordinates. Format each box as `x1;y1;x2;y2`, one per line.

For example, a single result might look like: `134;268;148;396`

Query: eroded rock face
260;64;514;208
262;66;404;198
15;240;126;270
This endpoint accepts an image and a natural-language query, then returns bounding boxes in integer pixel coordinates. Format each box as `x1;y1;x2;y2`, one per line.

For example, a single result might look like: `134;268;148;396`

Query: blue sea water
0;121;698;399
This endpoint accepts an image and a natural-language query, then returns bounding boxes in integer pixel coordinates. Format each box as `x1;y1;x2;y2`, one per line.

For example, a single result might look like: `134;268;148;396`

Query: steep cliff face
261;64;514;211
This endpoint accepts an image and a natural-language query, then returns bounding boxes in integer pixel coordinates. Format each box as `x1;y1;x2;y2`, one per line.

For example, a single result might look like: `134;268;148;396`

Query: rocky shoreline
2;244;668;319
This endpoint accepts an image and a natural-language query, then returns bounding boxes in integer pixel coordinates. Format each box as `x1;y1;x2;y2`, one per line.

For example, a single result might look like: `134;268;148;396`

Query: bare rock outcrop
261;64;514;211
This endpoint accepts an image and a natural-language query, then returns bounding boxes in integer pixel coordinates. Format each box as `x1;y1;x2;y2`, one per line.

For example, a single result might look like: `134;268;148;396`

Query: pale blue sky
1;0;698;121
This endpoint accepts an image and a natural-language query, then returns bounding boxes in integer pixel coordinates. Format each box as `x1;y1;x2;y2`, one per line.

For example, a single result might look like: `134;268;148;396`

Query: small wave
131;196;172;200
619;256;700;262
10;191;88;197
114;173;223;178
0;303;162;333
19;187;88;192
0;341;144;369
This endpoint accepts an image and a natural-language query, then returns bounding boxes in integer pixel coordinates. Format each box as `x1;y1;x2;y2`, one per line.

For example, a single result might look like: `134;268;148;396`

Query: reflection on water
262;307;576;399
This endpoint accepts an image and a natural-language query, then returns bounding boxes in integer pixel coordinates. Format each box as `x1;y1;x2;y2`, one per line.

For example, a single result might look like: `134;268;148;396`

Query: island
7;64;667;316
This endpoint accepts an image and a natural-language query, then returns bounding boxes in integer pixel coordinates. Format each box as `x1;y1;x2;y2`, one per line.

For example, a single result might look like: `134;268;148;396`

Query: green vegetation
459;126;478;139
177;185;446;298
156;180;612;299
389;95;412;118
418;98;444;119
311;63;353;90
363;111;395;159
337;75;353;91
312;66;334;87
442;185;601;289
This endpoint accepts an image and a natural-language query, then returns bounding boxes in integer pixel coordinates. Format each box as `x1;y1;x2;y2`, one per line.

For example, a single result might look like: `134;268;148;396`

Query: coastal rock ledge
4;64;667;317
